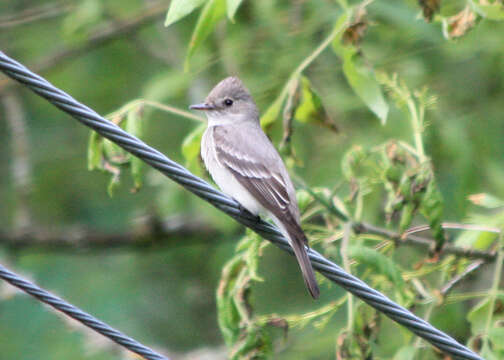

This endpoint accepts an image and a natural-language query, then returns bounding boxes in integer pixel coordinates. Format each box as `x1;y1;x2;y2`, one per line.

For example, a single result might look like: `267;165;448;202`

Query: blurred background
0;0;503;359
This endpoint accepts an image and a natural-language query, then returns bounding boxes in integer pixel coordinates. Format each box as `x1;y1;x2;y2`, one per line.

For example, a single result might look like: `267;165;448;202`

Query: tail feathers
271;214;320;299
290;235;320;299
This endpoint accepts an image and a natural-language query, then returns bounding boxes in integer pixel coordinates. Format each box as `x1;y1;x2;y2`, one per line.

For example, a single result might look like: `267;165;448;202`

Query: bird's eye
223;98;233;107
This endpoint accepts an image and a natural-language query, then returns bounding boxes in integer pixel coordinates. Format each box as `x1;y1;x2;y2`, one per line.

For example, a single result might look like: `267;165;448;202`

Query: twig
264;19;350;121
354;222;496;261
406;222;501;235
483;235;503;346
0;2;73;28
440;260;486;296
295;177;496;261
0;1;166;94
107;99;205;123
341;222;353;333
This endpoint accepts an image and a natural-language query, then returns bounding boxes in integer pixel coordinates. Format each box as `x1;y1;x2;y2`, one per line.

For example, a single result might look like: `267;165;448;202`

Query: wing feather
212;126;290;214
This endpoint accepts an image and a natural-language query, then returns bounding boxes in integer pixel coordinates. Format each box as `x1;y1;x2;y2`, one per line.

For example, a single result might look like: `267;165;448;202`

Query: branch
0;2;73;29
0;215;225;252
298;179;497;261
0;1;166;93
440;260;486;296
406;222;501;235
354;222;497;261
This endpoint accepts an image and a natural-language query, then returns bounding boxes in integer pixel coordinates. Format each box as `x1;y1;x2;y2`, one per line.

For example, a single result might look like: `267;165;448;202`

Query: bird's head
190;77;259;125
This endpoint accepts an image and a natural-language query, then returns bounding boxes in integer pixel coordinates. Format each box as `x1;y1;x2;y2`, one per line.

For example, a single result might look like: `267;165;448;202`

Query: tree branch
0;2;73;29
440;260;486;296
0;215;227;252
300;180;497;261
353;222;497;261
0;1;166;93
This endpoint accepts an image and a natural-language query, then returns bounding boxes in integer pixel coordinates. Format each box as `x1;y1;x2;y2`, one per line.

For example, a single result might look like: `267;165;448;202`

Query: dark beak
189;103;215;111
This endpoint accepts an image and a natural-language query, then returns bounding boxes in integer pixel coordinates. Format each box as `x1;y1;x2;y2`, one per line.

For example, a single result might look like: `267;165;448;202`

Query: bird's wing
212;124;294;218
212;124;319;298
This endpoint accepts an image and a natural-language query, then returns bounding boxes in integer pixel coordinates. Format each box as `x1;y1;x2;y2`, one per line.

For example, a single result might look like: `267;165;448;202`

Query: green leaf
125;109;143;189
164;0;206;27
87;131;103;171
331;10;388;123
260;95;284;129
296;189;312;213
226;0;244;21
185;0;226;70
468;193;504;209
489;327;504;351
62;0;103;41
294;76;338;132
103;138;128;164
348;245;404;289
468;293;504;336
420;178;445;246
217;256;245;346
399;202;416;233
393;346;416;360
471;1;504;20
243;233;263;282
341;47;389;124
216;234;271;358
182;123;206;175
481;343;499;360
467;297;490;334
107;175;120;197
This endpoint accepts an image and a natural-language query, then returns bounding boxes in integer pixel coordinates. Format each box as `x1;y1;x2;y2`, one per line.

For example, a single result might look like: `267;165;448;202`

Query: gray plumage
191;76;320;299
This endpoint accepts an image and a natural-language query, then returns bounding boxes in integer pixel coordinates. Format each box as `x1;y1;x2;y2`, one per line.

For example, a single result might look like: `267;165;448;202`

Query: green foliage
260;95;284;129
332;6;389;124
62;0;103;41
469;0;504;20
226;0;244;22
181;123;206;176
87;105;146;196
164;0;207;27
217;233;274;359
294;76;338;132
2;0;504;359
348;245;405;291
126;108;144;189
185;0;227;70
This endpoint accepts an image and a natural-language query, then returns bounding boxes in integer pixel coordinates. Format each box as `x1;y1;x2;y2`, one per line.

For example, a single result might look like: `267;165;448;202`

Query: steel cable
0;264;169;360
0;51;482;360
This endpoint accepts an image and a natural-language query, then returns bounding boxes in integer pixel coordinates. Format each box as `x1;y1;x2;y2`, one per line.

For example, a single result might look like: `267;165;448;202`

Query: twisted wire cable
0;264;169;360
0;51;482;360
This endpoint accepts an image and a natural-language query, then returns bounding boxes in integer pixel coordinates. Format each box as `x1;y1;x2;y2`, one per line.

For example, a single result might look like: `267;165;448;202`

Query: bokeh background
0;0;503;359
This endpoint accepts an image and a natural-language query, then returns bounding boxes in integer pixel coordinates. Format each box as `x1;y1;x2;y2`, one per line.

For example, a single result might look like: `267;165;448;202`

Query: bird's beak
189;103;215;111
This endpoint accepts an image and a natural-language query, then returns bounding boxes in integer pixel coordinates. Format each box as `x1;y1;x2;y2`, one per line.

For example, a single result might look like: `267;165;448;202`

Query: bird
190;76;320;298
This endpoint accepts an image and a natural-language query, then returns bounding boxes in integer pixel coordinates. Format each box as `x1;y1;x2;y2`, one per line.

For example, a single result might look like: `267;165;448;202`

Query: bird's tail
275;216;320;299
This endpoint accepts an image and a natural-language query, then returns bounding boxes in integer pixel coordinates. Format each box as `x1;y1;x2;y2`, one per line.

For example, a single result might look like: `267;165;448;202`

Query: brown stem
406;222;501;236
353;222;496;261
440;260;486;296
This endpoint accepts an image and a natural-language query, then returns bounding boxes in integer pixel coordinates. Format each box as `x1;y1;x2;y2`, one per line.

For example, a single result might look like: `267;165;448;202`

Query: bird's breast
201;126;262;215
